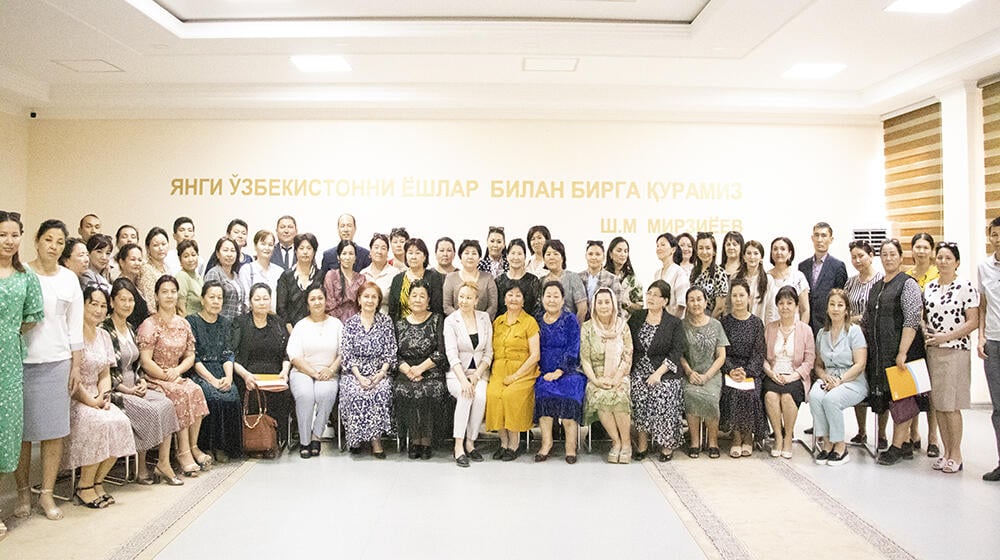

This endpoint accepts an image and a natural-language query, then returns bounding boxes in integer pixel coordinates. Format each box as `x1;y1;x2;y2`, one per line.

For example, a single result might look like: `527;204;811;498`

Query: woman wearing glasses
579;240;621;321
479;226;509;279
443;239;498;319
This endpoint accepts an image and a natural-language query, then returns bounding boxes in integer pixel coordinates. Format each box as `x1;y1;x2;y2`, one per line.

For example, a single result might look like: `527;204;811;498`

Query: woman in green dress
680;286;729;458
0;210;44;540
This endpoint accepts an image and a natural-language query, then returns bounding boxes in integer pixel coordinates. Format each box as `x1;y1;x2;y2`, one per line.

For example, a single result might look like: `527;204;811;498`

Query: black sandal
687;446;700;459
659;450;674;462
74;486;107;509
708;447;721;459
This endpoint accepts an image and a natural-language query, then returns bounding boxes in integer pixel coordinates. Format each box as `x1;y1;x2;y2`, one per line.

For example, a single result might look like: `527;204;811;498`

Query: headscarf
589;287;628;376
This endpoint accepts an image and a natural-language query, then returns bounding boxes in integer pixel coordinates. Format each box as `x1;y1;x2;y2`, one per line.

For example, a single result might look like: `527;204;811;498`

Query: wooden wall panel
884;103;943;261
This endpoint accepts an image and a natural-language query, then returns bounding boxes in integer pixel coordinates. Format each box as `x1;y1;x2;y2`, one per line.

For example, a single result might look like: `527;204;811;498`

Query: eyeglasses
587;240;604;248
488;226;505;234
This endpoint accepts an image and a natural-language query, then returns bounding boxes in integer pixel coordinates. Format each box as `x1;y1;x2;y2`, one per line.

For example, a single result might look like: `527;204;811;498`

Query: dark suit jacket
627;310;688;380
320;244;371;280
271;244;296;271
798;254;848;334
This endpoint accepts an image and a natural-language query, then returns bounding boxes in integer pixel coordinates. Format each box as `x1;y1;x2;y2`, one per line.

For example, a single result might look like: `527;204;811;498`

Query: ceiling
1;0;999;122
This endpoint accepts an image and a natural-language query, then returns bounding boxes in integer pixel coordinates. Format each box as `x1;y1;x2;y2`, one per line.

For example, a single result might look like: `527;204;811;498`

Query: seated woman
175;239;204;316
681;286;730;458
138;275;211;476
324;240;366;323
444;282;494;467
288;286;344;459
103;278;182;485
231;283;292;451
720;279;767;458
443;239;498;319
341;282;397;457
486;284;541;461
203;237;247;321
388;238;445;322
63;287;137;508
763;285;815;459
581;287;633;463
629;280;688;462
393;280;447;460
276;233;322;332
811;289;868;466
186;281;242;462
534;281;587;464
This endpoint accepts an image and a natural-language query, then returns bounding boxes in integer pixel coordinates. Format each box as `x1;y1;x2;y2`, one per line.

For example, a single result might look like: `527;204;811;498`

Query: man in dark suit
319;213;371;279
798;221;848;334
271;215;298;270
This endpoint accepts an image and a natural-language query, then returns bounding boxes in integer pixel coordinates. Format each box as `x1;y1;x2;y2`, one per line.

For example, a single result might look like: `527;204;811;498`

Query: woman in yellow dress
485;284;540;461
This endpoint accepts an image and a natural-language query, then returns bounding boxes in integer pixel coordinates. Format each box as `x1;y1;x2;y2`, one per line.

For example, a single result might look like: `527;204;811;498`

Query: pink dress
137;315;209;429
62;330;137;469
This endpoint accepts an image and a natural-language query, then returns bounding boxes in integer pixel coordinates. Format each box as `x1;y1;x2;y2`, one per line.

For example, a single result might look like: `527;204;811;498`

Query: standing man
271;215;298;270
320;214;371;278
165;216;205;275
78;214;102;242
798;221;848;335
979;216;1000;481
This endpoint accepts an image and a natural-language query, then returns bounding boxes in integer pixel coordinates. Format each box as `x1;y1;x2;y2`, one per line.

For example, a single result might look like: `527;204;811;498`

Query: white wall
1;111;28;218
26;119;884;283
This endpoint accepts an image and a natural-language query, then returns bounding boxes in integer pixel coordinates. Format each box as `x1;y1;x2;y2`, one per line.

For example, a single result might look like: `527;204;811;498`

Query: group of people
3;209;1000;542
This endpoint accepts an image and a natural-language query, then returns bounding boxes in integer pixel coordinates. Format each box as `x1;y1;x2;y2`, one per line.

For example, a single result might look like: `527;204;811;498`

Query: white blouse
287;316;344;375
24;265;84;363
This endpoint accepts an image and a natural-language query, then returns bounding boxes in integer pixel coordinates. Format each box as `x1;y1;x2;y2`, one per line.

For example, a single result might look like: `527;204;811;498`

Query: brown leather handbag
242;387;278;458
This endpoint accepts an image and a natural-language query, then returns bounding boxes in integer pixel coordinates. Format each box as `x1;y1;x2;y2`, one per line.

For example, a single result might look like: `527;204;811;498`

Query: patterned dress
340;313;398;447
102;319;179;452
137;314;209;429
617;272;643;319
187;313;242;457
630;320;685;449
534;311;586;423
691;265;730;315
393;313;448;440
582;320;633;425
62;330;137;469
719;314;767;436
0;270;44;472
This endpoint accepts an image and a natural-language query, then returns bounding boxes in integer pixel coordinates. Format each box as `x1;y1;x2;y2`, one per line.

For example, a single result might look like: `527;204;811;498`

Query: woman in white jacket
444;282;494;467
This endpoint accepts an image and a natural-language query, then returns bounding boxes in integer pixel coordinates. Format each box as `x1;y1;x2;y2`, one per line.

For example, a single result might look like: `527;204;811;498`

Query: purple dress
534;311;586;423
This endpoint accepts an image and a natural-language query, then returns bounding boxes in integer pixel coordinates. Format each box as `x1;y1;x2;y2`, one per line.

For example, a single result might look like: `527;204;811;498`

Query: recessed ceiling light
522;57;579;72
52;59;123;73
290;55;351;73
884;0;974;14
781;63;846;80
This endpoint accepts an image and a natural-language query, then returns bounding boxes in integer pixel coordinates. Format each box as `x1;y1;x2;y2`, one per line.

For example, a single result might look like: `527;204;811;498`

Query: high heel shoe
177;451;201;477
154;465;184;486
38;489;64;520
14;487;31;518
74;486;107;509
607;448;621;463
192;448;214;470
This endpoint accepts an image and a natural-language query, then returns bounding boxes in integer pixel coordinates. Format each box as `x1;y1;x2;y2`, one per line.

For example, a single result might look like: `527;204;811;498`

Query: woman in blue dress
534;281;587;464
